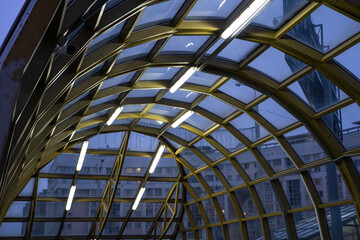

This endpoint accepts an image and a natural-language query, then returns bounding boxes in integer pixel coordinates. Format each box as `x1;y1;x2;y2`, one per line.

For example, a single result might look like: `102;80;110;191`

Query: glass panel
200;168;225;193
234;187;258;217
206;38;225;56
218;79;262;104
102;222;122;235
230;113;269;142
322;103;360;150
211;127;245;153
148;104;182;117
79;154;116;176
122;104;146;113
268;215;286;240
75;180;107;197
123;222;151;235
0;222;27;237
217;161;244;187
140;67;180;81
35;202;66;217
288;70;349;112
279;173;311;209
126;89;160;98
217;194;238;221
188;203;204;226
203;198;220;224
128;132;159;152
284;126;325;164
61;222;92;236
5;201;30;218
287;5;360;54
116;181;141;198
31;222;61;236
216;39;259;63
293;210;318;239
180;149;206;169
81;109;108;122
186;0;242;20
67;202;99;217
255;181;280;213
150;157;179;177
121;156;151;177
198;96;237;119
63;91;89;110
335;42;360;81
144;182;173;199
165;137;183;150
37;178;72;197
246;219;263;239
89;94;118;107
187;175;207;198
166;127;197;142
19;178;35;196
87;21;124;55
115;41;157;64
134;0;185;30
109;202;132;217
258;140;295;172
211;226;223;239
160;36;209;55
40;153;76;174
255;98;298;130
184;112;215;132
252;0;308;30
310;163;351;203
100;72;135;90
132;202;162;218
249;47;306;82
187;71;221;87
325;205;358;240
73;63;104;87
87;132;125;150
228;222;242;240
194;139;224;162
163;89;200;103
137;118;165;129
235;151;267;180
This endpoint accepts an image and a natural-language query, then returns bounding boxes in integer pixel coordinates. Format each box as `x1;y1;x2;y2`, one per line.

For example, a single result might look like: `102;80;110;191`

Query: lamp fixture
106;106;123;126
169;67;197;93
171;110;194;128
65;185;76;211
76;141;89;171
132;187;146;210
149;145;166;174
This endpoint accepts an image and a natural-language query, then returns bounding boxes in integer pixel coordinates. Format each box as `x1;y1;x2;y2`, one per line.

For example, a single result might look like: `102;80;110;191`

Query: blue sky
0;0;26;48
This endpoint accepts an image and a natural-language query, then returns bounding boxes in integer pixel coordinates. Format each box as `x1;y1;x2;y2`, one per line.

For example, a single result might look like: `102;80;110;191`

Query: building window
287;179;301;208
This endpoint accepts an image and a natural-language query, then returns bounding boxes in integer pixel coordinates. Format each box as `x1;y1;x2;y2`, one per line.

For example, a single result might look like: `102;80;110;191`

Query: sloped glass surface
100;72;135;90
187;175;207;198
74;62;104;87
19;178;35;197
31;222;61;236
134;0;185;30
218;79;262;104
255;181;280;213
180;149;206;169
217;161;244;187
143;182;173;199
247;219;263;239
150;157;179;177
252;0;308;30
67;202;99;217
75;179;107;197
288;70;349;112
102;222;122;235
200;168;225;193
41;153;76;174
166;126;197;141
79;154;116;175
127;89;160;98
61;222;92;236
255;98;298;130
128;132;159;152
188;203;204;226
115;41;157;64
163;89;200;103
235;151;267;180
287;5;360;54
186;0;242;20
90;94;119;107
217;39;259;63
217;194;238;221
335;42;360;81
87;132;125;150
161;35;209;55
116;181;142;198
203;198;220;224
230;113;269;142
0;222;27;237
37;178;72;197
122;104;146;113
121;156;151;177
35;202;66;218
258;140;295;172
249;47;307;82
185;112;216;132
137;118;165;129
5;201;30;218
187;71;221;87
234;187;258;217
211;127;244;153
148;104;182;117
198;96;237;119
140;67;180;81
279;173;312;209
194;139;224;162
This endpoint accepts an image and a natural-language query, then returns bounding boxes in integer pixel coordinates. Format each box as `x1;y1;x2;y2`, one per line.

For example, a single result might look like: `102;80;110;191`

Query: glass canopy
1;0;360;239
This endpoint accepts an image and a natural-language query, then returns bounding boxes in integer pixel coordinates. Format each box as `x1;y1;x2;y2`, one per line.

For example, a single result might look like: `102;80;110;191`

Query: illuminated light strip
171;110;194;128
76;141;89;171
221;0;272;39
106;106;123;126
65;185;76;211
149;145;166;174
132;187;146;210
169;67;197;93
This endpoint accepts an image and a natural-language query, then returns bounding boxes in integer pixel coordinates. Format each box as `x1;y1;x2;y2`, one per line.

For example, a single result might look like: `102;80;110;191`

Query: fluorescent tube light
106;106;123;126
221;0;271;39
171;110;194;128
149;145;166;174
169;67;197;93
76;141;89;171
132;187;146;210
65;185;76;211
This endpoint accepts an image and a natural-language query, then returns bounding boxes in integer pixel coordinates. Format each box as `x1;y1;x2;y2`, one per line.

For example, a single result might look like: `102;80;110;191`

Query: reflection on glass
230;113;269;142
255;181;280;213
198;96;237;119
121;156;151;177
228;222;242;239
246;219;263;239
187;175;207;198
217;194;238;221
200;168;225;193
161;36;209;55
211;127;245;153
0;222;27;237
188;203;204;226
216;39;259;63
5;201;30;218
218;79;262;104
186;0;242;20
234;187;258;217
61;222;92;236
235;151;267;180
279;173;311;209
217;161;244;187
100;72;135;90
31;222;61;236
35;201;66;218
115;41;157;64
335;42;360;81
194;139;224;162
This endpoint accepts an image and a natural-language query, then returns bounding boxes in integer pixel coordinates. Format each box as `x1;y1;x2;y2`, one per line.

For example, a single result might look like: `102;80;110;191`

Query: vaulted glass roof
1;0;360;239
